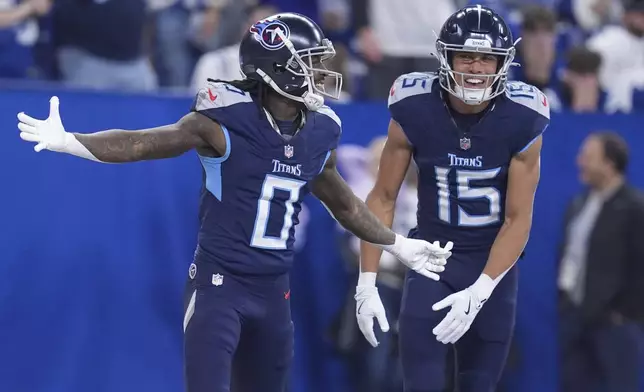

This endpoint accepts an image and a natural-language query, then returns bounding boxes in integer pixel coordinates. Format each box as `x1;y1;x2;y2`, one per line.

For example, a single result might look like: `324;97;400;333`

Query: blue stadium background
1;85;643;392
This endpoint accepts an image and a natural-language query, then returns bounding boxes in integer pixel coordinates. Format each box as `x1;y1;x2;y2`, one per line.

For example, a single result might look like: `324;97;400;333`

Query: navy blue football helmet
239;12;342;111
436;5;517;105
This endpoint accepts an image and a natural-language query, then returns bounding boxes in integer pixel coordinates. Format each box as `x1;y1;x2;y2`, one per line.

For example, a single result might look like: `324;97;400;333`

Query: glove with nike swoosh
431;274;496;344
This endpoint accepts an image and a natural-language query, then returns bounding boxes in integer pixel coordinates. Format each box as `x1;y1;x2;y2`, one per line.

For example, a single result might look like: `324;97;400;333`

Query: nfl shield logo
460;137;471;151
212;273;224;286
284;145;294;158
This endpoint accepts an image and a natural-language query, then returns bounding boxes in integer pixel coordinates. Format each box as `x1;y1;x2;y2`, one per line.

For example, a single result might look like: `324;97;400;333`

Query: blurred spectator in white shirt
587;0;644;96
352;0;456;100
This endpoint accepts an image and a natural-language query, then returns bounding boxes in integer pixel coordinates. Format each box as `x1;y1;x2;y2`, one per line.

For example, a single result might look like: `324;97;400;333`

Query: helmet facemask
436;38;518;105
288;39;343;100
256;29;343;111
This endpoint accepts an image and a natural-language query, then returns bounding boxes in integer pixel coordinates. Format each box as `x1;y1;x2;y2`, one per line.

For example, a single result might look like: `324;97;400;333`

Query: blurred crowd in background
2;0;644;112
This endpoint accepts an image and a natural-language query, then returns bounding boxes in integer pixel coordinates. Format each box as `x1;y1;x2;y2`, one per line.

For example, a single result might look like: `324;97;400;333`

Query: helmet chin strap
256;68;324;111
301;90;325;111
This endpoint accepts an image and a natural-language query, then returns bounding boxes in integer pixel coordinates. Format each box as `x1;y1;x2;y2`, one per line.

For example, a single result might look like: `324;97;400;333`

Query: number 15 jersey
388;73;549;254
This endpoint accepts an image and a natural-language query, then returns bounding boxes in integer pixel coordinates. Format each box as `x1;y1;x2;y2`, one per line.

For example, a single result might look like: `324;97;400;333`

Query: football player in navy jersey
16;12;453;392
355;5;549;392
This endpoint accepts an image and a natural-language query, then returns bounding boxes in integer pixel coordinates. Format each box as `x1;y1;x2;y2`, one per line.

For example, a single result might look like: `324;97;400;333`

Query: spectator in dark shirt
514;6;558;94
557;47;607;112
54;0;156;91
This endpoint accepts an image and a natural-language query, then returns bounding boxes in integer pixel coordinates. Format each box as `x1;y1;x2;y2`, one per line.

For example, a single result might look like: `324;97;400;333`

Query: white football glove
382;234;453;281
17;96;70;153
432;274;496;344
355;273;389;347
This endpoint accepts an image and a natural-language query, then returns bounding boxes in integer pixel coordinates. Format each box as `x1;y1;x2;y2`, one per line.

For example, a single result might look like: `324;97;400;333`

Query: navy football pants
183;261;293;392
398;266;518;392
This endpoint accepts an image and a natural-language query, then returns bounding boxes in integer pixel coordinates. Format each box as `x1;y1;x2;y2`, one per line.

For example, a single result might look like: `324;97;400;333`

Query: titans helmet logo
250;18;290;51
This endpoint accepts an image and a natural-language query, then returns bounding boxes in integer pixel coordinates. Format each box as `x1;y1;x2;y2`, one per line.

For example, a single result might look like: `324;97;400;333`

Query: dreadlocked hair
208;78;260;93
208;78;269;117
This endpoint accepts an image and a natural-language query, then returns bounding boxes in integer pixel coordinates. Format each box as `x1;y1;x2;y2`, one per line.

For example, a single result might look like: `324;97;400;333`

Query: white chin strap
301;90;325;111
453;84;494;105
256;69;324;111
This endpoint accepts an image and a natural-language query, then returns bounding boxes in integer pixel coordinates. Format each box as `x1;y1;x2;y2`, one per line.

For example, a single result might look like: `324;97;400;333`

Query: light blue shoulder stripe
318;150;332;174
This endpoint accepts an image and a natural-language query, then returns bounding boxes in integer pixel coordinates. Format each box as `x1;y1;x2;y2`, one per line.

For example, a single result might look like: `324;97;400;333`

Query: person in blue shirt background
0;0;51;79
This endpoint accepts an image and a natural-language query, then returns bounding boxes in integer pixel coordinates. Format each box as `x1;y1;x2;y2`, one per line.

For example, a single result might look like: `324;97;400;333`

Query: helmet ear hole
242;64;256;75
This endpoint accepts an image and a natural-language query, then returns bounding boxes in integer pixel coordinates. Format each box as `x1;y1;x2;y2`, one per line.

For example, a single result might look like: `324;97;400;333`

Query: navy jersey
388;73;549;253
191;81;341;276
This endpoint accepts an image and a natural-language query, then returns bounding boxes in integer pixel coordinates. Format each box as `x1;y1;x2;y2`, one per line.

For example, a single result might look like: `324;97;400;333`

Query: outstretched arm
311;150;396;246
72;112;225;162
18;96;226;163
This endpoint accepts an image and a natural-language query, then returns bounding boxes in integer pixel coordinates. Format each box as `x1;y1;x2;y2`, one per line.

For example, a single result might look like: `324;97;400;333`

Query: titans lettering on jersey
388;73;549;253
190;81;341;275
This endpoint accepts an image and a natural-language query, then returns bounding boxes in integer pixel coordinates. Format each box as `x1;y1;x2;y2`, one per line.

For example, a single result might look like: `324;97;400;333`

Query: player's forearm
359;192;396;273
483;215;532;280
73;126;193;163
313;158;397;248
333;194;396;246
464;216;531;303
313;167;396;246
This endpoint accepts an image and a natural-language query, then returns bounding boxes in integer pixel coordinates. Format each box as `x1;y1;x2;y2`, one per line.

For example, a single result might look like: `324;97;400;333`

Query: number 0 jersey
191;81;341;276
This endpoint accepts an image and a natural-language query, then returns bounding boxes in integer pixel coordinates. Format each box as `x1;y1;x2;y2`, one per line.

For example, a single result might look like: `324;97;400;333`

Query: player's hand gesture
431;274;495;344
17;96;69;153
431;288;482;344
355;284;389;347
384;235;453;281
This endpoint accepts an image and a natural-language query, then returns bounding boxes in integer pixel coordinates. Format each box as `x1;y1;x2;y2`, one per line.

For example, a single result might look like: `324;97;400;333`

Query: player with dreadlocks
17;12;453;392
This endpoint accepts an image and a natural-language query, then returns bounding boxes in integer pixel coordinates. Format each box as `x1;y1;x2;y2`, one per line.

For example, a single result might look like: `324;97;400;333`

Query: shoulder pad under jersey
316;105;342;129
505;81;550;121
311;104;343;152
388;72;438;107
192;80;254;113
505;81;550;154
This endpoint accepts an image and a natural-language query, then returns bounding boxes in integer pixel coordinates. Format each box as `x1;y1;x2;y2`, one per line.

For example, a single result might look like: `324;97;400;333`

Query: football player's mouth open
462;76;490;89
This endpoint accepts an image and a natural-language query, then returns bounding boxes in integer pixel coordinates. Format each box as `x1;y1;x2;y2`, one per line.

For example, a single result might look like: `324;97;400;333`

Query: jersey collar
263;108;307;136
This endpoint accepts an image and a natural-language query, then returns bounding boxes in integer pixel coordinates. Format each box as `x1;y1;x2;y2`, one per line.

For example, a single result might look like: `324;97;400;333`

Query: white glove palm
384;235;453;281
355;285;389;347
432;288;483;344
17;96;69;153
431;274;495;344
